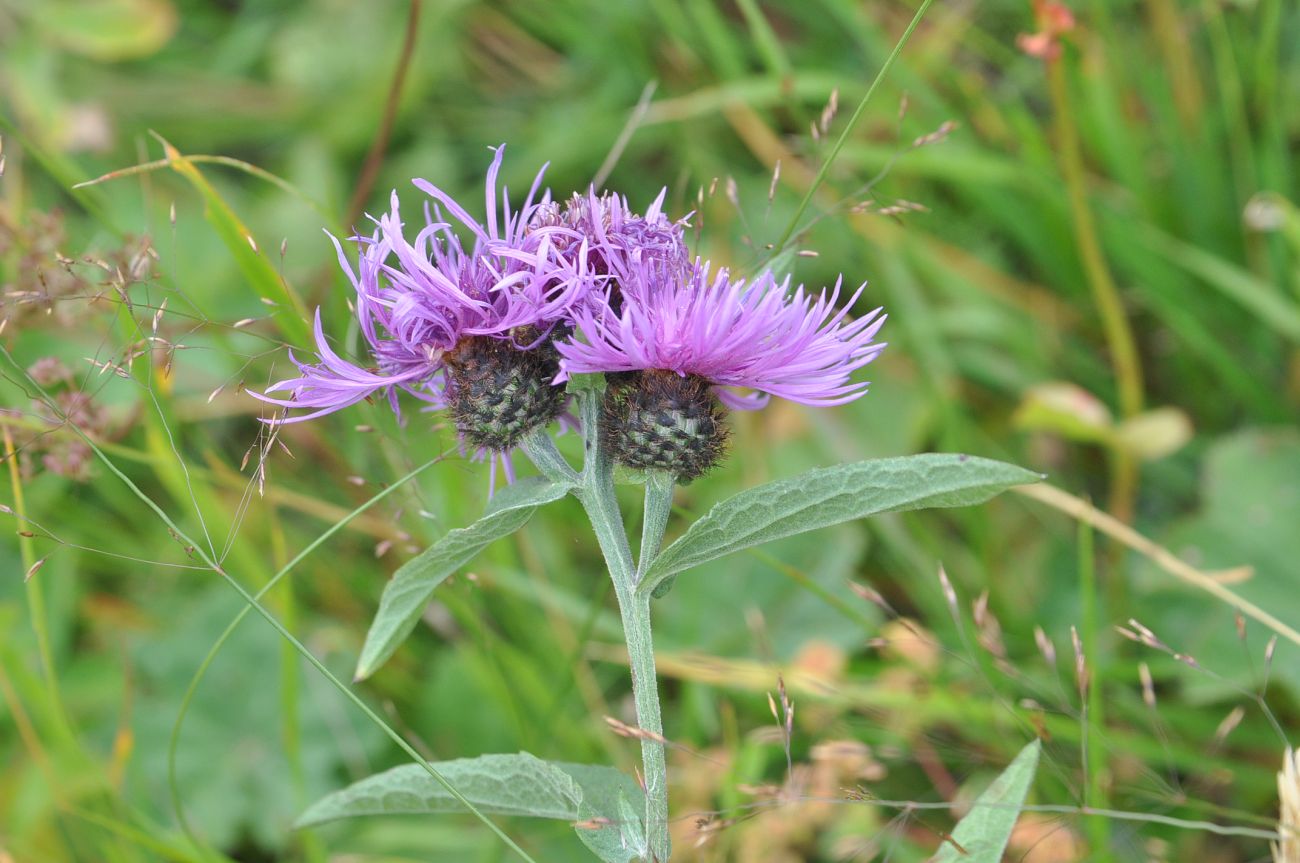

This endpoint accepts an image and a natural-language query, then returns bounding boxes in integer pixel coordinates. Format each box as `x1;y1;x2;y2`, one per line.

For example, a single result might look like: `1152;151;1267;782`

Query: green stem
615;592;668;861
1047;51;1142;543
3;426;73;744
772;0;936;254
520;430;581;487
1079;515;1113;861
1048;56;1144;423
638;471;675;582
572;387;671;861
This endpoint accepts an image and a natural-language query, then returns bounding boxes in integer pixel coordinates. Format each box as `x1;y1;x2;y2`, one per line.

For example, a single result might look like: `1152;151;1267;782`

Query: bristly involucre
602;370;728;481
253;145;586;445
445;332;568;452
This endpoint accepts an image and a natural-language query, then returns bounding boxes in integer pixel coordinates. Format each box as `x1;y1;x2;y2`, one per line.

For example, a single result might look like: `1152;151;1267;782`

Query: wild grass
1;0;1298;860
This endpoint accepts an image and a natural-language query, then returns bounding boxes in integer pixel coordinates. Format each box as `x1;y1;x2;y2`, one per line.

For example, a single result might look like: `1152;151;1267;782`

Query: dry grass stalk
1276;748;1300;863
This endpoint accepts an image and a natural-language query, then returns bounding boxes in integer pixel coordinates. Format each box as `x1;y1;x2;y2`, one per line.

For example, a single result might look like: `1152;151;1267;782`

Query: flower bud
445;333;567;451
603;370;729;481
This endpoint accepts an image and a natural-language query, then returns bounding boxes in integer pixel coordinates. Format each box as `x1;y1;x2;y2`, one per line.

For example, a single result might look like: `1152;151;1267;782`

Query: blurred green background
2;0;1298;860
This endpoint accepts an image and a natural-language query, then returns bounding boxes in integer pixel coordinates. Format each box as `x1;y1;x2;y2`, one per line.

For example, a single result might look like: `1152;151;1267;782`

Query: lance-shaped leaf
641;454;1041;596
932;740;1041;862
355;478;571;679
296;753;645;862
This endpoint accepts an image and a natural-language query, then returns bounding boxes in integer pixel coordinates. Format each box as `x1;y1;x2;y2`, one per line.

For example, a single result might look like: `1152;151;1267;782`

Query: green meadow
1;0;1298;860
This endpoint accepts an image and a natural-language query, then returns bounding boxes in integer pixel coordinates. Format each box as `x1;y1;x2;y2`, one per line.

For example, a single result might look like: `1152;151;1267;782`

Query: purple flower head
556;257;887;411
531;188;689;286
255;145;587;430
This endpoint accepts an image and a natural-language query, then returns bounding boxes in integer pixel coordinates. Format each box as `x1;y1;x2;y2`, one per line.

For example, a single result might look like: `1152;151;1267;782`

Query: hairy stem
574;387;671;861
616;591;668;861
638;470;675;583
520;430;581;487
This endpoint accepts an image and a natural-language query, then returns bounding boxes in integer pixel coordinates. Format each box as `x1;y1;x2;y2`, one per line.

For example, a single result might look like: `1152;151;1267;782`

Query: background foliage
1;0;1298;860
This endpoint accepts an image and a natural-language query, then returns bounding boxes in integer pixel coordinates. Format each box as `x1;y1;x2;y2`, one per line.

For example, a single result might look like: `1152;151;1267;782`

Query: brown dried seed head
1034;625;1057;666
25;556;47;582
1214;706;1245;745
937;565;958;614
1070;626;1089;694
1139;662;1157;709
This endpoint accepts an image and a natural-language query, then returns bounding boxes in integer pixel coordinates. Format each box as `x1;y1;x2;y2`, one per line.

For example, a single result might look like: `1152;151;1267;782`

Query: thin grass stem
3;425;73;743
0;347;539;863
1078;515;1113;861
772;0;936;253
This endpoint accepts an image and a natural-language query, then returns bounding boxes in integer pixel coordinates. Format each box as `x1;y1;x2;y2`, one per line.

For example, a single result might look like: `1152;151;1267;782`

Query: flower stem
613;590;669;861
638;470;675;582
520;430;580;487
572;387;671;861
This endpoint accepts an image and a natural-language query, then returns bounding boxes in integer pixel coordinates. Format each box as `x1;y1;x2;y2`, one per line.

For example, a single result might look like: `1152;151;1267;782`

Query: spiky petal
254;145;586;426
556;258;886;410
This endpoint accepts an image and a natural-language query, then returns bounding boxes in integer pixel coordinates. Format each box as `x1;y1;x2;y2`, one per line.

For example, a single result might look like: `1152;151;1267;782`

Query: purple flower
255;145;586;427
556;258;887;410
531;189;689;285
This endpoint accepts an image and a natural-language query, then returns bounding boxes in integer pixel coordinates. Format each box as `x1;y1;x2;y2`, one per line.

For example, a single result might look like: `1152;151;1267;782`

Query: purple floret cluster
257;144;886;476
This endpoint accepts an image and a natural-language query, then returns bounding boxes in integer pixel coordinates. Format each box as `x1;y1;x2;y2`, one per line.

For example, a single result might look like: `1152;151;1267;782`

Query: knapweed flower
530;188;689;290
556;257;886;480
256;146;587;460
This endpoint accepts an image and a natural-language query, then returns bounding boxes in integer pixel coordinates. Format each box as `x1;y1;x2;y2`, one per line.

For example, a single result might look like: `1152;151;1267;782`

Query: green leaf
1137;225;1300;344
932;740;1041;862
482;475;566;517
569;767;648;863
296;753;579;825
296;753;646;861
29;0;178;60
134;586;385;849
641;454;1041;595
649;575;678;599
354;479;571;680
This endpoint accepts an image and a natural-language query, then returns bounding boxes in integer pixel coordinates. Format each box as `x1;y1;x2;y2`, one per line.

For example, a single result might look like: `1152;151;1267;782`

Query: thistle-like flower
531;188;689;288
256;146;586;459
556;257;886;479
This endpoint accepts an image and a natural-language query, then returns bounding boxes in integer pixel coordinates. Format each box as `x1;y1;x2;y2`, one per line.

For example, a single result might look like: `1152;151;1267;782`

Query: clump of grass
2;0;1298;860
